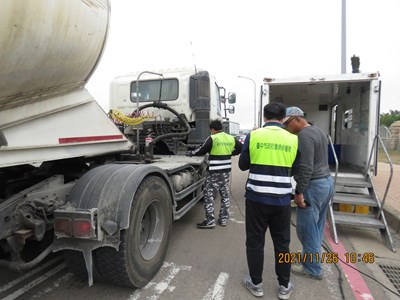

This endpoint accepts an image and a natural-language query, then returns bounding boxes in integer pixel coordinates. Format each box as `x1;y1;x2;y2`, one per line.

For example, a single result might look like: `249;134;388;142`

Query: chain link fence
379;125;400;164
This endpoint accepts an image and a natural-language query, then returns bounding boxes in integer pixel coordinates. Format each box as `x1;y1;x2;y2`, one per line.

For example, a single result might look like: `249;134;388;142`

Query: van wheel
96;176;172;288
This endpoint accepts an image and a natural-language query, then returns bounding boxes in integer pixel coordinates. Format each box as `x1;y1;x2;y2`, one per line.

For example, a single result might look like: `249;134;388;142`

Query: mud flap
82;249;94;286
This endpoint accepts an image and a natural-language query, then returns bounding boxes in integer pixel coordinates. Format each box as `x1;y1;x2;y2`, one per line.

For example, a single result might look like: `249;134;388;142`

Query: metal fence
380;126;400;151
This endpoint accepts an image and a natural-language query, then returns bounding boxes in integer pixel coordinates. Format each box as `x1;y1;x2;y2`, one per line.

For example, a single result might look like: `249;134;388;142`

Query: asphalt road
1;157;400;300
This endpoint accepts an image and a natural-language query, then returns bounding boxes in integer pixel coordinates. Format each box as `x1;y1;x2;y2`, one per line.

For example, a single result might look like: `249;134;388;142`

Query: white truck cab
109;67;236;153
110;68;224;123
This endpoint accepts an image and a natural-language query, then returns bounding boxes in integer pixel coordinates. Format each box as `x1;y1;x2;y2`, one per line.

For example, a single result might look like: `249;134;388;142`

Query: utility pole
238;76;257;128
341;0;347;74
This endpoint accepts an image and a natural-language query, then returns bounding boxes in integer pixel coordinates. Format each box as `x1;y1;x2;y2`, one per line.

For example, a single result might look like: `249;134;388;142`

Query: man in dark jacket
239;103;298;299
188;119;242;228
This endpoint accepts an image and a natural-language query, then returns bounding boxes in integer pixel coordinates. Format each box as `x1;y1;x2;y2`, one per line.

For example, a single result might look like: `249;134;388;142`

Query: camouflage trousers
203;171;230;224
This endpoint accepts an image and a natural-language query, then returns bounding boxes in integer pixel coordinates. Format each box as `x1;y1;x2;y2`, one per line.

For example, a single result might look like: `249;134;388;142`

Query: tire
95;176;172;288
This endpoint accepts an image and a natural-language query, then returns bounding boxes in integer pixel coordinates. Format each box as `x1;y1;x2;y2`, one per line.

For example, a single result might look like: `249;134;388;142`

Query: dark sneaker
196;220;215;229
278;281;294;299
291;264;323;280
218;219;227;226
241;275;263;297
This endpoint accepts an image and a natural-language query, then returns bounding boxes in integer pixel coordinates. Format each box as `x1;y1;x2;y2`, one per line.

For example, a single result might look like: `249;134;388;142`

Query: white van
262;72;395;252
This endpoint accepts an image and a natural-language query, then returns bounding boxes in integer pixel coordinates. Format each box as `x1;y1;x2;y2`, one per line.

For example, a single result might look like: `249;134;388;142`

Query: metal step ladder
327;135;396;252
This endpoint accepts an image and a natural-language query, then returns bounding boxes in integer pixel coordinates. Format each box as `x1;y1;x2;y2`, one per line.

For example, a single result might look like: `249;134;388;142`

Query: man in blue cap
283;106;334;280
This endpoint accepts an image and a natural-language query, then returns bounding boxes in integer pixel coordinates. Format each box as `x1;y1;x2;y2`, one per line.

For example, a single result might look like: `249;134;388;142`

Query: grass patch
378;149;400;164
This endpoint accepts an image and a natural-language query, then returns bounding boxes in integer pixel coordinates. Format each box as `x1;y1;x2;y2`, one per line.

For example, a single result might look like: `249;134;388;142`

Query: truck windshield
130;79;178;102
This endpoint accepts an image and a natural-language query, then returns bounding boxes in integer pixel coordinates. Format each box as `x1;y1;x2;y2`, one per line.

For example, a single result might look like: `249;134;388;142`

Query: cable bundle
110;109;156;126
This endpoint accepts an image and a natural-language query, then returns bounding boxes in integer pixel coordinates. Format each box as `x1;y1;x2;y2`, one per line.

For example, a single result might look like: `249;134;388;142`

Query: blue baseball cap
283;107;305;124
286;106;304;117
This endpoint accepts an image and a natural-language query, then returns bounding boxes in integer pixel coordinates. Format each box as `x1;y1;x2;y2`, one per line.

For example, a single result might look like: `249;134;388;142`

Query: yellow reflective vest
247;126;298;197
209;132;235;172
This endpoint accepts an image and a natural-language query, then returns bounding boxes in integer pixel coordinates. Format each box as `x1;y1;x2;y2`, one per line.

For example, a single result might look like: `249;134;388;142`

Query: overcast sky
87;0;400;129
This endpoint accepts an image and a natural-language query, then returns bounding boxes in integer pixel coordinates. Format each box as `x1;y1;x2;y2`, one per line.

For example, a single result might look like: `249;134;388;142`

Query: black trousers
245;199;291;287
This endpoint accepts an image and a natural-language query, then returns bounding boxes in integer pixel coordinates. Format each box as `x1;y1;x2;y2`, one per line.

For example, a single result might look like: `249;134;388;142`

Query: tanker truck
0;0;236;288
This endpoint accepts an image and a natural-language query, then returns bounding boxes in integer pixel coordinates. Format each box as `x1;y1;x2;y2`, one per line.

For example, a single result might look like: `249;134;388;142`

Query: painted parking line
128;262;191;300
202;272;229;300
32;273;73;299
324;224;374;300
0;258;63;294
128;263;230;300
2;263;66;300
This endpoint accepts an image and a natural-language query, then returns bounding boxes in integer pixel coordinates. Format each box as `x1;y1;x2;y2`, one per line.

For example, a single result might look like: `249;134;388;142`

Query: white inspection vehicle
263;72;395;251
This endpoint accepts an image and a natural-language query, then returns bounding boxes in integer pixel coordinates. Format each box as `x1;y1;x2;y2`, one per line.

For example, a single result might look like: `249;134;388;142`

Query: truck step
333;212;385;229
335;177;372;188
333;192;378;207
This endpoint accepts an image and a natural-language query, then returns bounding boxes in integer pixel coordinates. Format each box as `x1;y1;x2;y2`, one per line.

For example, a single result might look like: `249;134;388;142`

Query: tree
380;110;400;127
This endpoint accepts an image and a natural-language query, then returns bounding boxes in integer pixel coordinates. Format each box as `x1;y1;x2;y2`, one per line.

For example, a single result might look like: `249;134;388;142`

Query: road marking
0;258;63;293
2;263;66;300
202;272;229;300
324;224;374;300
128;282;155;300
32;273;73;299
128;261;191;300
229;217;244;224
149;262;191;300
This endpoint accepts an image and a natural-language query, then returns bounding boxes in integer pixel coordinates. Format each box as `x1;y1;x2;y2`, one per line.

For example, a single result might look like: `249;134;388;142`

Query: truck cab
110;68;235;154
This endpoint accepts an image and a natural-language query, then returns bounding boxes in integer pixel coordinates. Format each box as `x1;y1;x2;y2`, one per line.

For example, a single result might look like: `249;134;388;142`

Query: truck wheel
96;176;172;288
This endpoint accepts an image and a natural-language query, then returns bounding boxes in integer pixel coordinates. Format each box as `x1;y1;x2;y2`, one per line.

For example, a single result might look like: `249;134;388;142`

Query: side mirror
228;105;235;114
228;92;236;104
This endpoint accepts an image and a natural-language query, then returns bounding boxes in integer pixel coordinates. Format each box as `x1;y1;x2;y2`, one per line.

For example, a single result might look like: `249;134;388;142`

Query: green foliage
380;110;400;127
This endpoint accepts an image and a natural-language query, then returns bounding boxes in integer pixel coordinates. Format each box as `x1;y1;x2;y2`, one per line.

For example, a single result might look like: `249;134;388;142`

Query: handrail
327;135;338;205
365;134;393;218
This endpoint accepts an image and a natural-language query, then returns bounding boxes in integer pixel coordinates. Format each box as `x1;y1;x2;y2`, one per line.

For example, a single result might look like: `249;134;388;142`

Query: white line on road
229;217;244;224
0;258;63;293
148;263;187;300
32;273;73;299
128;282;155;300
128;261;191;300
2;263;66;300
202;272;229;300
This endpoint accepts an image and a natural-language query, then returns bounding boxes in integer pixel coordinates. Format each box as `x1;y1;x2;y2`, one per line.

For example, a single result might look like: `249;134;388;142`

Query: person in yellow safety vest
187;119;242;228
239;102;299;300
